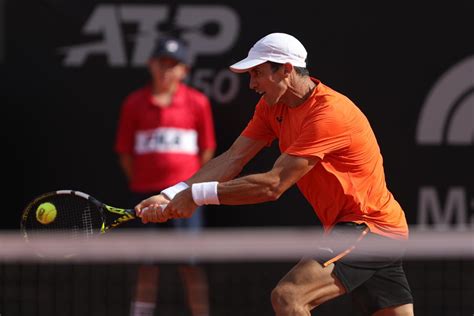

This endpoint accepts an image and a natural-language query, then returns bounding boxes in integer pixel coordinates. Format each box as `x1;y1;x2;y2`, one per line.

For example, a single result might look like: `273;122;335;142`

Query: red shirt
115;83;216;192
242;78;408;239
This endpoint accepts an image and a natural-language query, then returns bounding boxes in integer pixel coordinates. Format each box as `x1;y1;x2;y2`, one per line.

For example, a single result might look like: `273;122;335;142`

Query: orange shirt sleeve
241;99;276;146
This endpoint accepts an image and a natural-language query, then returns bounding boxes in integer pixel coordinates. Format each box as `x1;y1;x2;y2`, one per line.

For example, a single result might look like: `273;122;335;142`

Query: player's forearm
199;148;215;166
216;172;284;205
189;153;318;206
187;150;245;184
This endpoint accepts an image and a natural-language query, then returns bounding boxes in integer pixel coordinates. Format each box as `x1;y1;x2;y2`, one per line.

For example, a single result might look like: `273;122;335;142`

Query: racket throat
101;213;135;233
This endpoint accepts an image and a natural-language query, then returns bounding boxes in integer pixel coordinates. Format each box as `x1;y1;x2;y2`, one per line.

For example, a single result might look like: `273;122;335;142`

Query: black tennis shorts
314;222;413;314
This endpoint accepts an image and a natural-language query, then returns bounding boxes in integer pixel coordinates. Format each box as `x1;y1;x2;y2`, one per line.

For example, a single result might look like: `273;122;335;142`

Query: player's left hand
162;188;198;219
135;194;170;223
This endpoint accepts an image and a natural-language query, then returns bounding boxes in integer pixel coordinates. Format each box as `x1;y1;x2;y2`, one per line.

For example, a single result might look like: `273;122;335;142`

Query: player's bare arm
218;153;319;204
165;153;320;219
187;135;267;184
136;135;266;222
199;148;215;166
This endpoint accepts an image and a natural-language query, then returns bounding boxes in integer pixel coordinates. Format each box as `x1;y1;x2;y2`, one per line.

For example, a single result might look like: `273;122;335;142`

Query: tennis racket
20;190;137;244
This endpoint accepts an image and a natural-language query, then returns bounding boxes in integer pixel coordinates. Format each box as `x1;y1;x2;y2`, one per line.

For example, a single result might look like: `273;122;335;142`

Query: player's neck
284;77;316;108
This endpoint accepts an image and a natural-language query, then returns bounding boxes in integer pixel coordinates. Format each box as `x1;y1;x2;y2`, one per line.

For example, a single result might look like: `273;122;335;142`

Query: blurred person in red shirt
115;36;216;316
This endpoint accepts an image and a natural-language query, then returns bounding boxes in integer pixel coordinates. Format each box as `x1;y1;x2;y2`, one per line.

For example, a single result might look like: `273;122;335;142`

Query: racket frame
20;190;136;239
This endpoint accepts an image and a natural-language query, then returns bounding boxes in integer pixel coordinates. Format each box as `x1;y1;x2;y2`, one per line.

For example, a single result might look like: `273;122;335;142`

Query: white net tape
2;226;473;262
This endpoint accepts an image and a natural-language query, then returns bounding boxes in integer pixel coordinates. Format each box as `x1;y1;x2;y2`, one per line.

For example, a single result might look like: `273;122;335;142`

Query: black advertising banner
2;0;472;230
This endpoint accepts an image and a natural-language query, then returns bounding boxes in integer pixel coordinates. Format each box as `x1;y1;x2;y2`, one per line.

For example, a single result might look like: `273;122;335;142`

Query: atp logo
59;4;242;103
416;55;474;145
60;4;240;68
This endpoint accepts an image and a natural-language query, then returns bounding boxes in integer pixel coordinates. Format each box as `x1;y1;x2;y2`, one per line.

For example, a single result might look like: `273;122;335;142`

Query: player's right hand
135;194;170;223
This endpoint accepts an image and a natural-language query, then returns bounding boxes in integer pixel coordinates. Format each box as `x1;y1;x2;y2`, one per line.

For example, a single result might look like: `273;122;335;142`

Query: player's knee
271;283;305;314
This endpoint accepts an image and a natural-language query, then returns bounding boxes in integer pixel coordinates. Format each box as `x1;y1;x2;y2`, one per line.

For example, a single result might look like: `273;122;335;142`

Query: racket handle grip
140;204;168;214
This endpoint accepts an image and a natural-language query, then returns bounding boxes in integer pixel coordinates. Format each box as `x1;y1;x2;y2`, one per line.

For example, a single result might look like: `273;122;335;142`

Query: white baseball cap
229;33;307;73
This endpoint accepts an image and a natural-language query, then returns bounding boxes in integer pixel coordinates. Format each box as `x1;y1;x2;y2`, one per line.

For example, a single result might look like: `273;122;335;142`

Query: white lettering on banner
59;4;241;103
121;6;170;67
60;4;239;67
417;187;473;231
174;6;239;65
416;55;474;145
415;56;473;230
135;127;198;155
61;5;128;66
192;68;240;103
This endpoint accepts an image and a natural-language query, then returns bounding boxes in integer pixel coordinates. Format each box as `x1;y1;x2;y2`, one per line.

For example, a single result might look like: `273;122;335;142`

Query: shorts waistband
322;226;370;267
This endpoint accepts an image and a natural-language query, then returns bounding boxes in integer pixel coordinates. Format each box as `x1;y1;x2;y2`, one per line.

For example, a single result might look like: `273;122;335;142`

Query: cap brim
229;57;267;73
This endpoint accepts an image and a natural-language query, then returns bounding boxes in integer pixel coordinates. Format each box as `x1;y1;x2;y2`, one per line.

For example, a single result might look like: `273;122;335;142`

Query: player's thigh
273;258;346;307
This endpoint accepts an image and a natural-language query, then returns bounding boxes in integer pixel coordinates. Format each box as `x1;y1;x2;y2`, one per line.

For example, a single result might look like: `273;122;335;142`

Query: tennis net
1;226;472;315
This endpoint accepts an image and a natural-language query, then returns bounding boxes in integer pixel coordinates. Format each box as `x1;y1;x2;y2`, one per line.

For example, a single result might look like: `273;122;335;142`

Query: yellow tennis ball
36;202;57;224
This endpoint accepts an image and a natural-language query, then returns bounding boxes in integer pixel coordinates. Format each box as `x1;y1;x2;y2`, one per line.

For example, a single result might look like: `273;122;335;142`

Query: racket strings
23;194;103;241
82;206;94;239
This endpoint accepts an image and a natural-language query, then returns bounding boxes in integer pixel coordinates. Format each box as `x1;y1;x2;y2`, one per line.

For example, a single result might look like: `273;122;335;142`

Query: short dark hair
268;61;309;77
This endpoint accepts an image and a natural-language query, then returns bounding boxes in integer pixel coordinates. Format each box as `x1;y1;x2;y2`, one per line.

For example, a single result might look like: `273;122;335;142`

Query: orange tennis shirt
241;78;408;239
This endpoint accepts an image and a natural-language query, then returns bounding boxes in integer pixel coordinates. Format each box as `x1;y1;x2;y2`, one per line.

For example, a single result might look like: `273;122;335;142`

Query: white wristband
191;182;220;206
161;182;189;200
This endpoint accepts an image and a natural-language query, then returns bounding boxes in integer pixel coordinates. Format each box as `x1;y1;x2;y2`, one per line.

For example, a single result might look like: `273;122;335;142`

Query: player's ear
282;63;293;77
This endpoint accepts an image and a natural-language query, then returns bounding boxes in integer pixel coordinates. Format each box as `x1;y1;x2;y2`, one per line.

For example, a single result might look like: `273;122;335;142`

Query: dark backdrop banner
2;0;472;230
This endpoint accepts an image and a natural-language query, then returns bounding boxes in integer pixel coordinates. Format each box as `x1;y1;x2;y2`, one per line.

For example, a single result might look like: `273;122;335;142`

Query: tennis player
136;32;414;315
